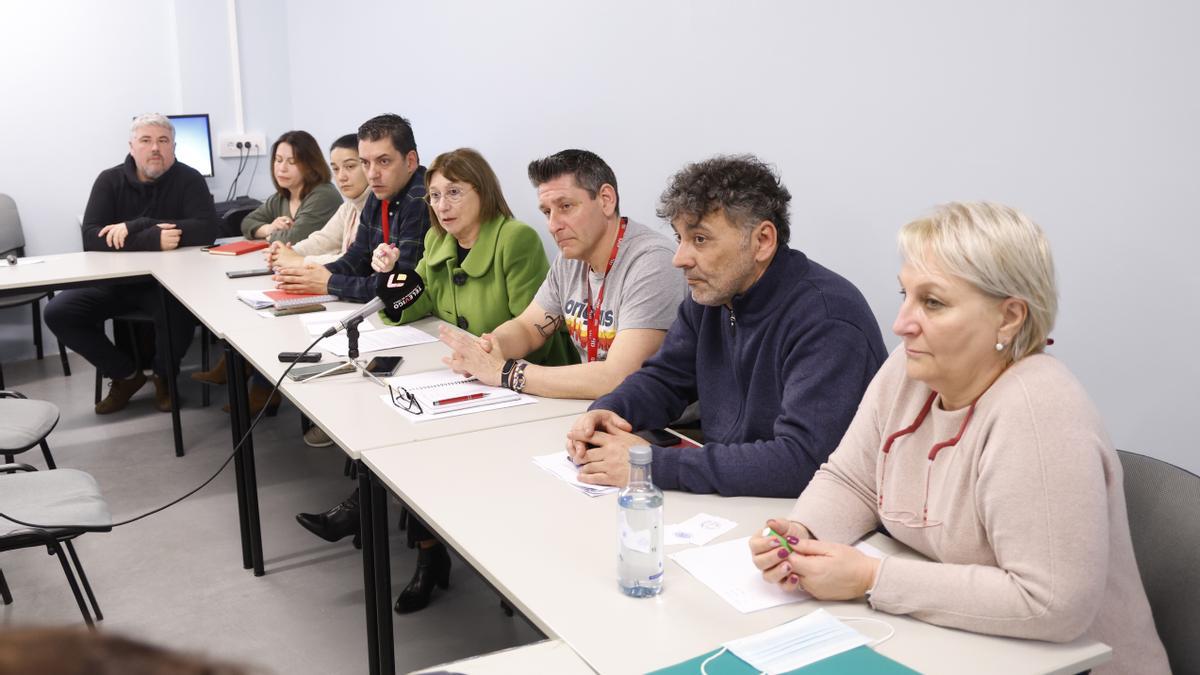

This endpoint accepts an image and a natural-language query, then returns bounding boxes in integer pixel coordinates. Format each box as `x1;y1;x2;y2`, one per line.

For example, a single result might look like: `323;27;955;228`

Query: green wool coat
382;214;577;367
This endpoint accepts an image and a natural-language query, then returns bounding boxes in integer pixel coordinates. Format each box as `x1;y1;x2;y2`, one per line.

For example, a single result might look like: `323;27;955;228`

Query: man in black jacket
45;113;217;414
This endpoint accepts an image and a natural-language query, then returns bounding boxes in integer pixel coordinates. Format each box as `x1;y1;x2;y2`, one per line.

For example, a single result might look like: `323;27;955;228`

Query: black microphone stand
298;316;392;392
297;316;378;385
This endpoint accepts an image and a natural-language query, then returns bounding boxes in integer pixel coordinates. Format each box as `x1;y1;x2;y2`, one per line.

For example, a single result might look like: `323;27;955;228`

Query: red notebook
208;240;269;256
263;289;337;308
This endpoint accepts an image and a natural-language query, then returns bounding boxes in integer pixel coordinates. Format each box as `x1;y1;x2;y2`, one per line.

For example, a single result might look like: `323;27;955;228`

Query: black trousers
44;281;196;380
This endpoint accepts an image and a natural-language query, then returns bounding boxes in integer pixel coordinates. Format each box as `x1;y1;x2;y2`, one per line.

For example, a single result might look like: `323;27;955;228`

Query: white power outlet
216;132;268;158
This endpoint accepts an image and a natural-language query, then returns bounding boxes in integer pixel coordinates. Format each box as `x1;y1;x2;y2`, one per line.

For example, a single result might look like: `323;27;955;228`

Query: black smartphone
278;351;321;363
226;268;273;279
363;355;403;376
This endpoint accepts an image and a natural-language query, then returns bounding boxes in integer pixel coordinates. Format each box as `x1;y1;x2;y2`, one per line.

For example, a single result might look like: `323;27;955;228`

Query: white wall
0;0;290;357
286;0;1199;472
2;0;1196;472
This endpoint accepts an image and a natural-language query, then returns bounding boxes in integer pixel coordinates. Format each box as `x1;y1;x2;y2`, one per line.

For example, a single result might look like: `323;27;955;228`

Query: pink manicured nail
777;549;789;559
787;536;799;545
789;574;800;584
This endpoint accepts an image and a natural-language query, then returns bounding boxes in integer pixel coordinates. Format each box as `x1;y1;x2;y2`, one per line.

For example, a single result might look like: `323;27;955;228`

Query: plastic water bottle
617;445;664;597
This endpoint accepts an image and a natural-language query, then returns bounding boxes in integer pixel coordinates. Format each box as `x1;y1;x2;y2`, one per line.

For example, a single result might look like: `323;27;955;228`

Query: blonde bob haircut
899;202;1057;361
425;148;514;235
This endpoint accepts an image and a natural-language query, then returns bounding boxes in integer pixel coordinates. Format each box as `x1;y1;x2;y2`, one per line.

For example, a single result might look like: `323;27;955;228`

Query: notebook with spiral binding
386;368;523;416
263;289;337;309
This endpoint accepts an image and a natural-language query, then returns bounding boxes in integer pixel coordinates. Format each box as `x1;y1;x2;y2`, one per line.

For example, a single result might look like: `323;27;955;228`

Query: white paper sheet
378;392;534;423
531;451;619;497
319;325;437;356
670;537;884;613
1;257;45;267
664;513;738;546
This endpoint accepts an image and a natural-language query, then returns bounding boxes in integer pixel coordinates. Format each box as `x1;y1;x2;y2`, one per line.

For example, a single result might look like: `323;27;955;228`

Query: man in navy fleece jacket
566;155;886;497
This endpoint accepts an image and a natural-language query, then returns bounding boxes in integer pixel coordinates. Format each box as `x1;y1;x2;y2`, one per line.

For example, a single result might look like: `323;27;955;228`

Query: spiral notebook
263;289;337;308
382;368;533;421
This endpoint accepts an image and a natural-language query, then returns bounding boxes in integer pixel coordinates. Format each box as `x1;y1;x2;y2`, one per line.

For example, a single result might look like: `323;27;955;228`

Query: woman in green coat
372;147;575;614
375;147;575;366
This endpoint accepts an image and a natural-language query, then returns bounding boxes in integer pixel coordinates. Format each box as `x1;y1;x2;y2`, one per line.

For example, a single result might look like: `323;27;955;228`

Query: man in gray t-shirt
441;149;685;399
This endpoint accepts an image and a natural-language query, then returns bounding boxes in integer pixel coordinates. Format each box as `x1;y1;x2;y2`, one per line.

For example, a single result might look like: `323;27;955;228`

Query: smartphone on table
363;355;403;377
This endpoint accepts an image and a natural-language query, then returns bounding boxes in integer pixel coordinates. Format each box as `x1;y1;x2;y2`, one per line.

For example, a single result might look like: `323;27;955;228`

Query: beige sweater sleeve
293;201;352;265
868;365;1112;642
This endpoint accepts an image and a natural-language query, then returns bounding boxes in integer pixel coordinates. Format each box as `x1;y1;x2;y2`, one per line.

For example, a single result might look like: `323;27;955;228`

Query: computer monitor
167;114;214;177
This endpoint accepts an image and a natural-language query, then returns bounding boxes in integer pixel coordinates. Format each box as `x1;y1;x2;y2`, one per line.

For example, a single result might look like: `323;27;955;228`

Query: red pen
432;392;488;406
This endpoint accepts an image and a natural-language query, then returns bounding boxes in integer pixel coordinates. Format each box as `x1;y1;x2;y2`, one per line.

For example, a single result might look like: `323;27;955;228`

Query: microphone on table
321;269;426;338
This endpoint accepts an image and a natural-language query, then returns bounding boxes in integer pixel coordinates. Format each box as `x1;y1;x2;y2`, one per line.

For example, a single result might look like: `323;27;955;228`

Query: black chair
0;193;71;389
1117;449;1200;674
0;464;111;626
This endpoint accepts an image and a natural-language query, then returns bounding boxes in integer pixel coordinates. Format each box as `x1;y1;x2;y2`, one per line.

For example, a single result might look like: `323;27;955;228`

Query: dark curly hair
657;154;791;246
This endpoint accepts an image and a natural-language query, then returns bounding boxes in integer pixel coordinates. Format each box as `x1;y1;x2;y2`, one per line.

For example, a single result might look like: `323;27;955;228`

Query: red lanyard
381;199;390;243
583;217;627;362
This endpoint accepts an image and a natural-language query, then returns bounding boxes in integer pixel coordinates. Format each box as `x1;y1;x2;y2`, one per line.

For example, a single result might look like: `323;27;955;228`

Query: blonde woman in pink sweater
749;202;1168;674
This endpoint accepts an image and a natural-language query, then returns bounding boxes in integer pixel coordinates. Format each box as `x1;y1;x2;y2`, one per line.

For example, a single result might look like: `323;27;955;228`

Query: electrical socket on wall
216;132;267;158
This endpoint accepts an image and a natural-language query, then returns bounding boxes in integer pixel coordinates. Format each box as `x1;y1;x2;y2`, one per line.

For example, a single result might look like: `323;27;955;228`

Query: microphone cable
0;335;325;531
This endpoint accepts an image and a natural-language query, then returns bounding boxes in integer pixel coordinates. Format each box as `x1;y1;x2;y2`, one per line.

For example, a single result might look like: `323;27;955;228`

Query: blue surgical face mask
722;609;870;673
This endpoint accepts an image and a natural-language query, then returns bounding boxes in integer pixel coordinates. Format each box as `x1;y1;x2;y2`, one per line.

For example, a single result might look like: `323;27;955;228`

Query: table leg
156;284;184;457
229;349;265;576
225;345;252;570
367;473;396;672
358;463;380;675
371;471;395;675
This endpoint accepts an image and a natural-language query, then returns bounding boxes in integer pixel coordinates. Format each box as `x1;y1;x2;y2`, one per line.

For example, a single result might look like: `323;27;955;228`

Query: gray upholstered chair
0;390;59;469
1118;449;1200;674
0;193;71;389
0;464;111;625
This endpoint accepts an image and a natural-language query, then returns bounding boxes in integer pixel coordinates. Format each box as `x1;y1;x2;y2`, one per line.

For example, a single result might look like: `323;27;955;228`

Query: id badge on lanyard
583;217;628;362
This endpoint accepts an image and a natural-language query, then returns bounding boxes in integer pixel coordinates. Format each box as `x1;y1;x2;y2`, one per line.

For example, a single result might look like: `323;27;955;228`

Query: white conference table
362;416;1113;675
0;248;237;457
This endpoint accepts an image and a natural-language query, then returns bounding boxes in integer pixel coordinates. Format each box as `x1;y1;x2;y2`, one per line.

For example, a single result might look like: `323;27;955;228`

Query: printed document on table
670;537;884;613
320;325;437;356
380;369;534;422
300;310;378;337
532;451;619;497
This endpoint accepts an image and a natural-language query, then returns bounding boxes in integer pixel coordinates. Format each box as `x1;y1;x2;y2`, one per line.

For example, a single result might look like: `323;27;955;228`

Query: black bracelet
500;359;518;390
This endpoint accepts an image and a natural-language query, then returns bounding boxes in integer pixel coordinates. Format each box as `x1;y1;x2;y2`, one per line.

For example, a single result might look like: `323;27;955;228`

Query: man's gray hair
130;113;175;140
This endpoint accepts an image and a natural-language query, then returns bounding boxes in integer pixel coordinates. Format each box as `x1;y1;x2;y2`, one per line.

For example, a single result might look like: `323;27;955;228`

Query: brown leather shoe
222;382;281;417
95;372;148;415
190;354;227;386
151;375;176;413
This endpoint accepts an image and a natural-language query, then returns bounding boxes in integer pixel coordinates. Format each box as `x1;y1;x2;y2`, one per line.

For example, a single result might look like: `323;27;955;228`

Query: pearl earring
994;342;1005;352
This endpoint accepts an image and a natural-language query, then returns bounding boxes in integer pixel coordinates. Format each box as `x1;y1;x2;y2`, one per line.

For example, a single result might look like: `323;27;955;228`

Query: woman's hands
749;519;881;600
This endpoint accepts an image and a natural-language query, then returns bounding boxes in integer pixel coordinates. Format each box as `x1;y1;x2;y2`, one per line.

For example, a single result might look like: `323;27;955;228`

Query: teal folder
647;645;920;674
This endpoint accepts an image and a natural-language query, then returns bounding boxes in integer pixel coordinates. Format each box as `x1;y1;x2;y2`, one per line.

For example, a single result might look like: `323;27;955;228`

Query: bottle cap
629;445;652;465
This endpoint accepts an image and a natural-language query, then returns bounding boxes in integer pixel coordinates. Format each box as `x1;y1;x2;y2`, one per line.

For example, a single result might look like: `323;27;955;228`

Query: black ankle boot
295;490;359;543
394;543;450;614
